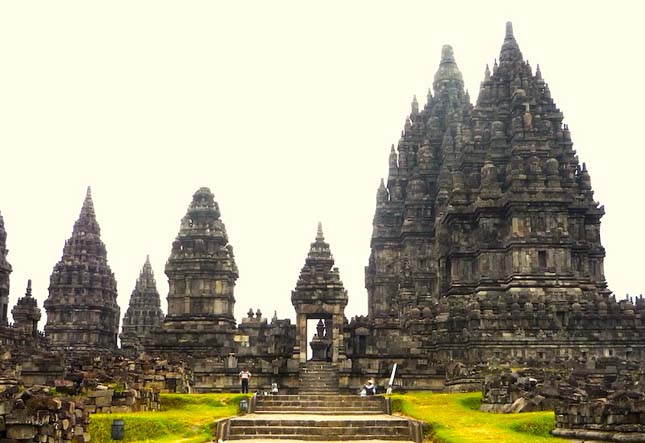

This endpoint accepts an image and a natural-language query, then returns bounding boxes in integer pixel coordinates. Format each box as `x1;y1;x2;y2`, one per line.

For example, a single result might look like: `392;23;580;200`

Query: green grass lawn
89;391;569;443
89;393;248;443
392;392;570;443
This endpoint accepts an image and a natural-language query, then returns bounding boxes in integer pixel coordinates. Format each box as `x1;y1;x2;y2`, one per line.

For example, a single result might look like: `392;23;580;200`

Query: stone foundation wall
84;386;160;414
0;386;90;443
553;394;645;442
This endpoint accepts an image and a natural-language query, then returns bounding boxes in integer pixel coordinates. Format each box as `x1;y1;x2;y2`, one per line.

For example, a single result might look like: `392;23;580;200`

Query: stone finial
484;64;491;80
389;144;398;170
500;21;523;64
441;44;455;63
247;308;254;319
433;44;464;90
255;308;262;319
74;186;100;235
25;279;32;297
316;222;325;242
505;21;514;39
377;179;388;203
411;95;419;116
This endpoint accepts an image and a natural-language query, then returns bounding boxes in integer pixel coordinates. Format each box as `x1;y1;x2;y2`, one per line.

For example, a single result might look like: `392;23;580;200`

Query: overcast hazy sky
1;1;644;329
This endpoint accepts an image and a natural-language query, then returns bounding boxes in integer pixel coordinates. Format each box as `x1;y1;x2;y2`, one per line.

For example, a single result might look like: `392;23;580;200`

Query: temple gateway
1;23;644;396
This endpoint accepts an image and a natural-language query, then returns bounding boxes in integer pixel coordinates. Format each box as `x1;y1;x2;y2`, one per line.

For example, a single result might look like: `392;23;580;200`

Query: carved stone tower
44;188;120;351
365;44;471;319
362;22;636;364
291;223;348;363
0;212;12;324
12;280;41;338
157;187;239;354
120;256;164;352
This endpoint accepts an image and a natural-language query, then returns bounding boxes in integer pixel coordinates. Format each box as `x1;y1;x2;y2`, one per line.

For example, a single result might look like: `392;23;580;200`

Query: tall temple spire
120;255;164;353
44;188;120;351
0;211;11;324
153;187;239;354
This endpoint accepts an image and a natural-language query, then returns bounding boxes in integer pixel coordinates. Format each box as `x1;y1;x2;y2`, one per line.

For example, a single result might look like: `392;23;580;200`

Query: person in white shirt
239;367;251;393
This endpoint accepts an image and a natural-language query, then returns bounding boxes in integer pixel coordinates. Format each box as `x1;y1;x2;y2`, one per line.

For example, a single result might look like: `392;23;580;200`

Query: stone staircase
253;394;386;415
217;394;424;442
298;361;339;394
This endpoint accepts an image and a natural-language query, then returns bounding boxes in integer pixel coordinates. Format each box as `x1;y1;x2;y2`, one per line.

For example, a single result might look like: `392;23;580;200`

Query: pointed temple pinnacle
505;21;514;39
434;44;464;89
500;21;523;64
81;186;95;215
25;279;32;297
316;222;324;242
441;45;455;63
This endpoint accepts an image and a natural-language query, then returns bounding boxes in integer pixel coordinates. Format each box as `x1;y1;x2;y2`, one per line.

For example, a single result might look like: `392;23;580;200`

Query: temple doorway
306;316;332;361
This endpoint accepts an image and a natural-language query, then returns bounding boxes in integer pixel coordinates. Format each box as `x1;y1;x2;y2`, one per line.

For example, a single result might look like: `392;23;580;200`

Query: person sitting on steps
363;378;376;395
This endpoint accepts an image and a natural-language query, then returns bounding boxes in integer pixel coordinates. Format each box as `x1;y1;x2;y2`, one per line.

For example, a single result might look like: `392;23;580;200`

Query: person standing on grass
239;367;251;393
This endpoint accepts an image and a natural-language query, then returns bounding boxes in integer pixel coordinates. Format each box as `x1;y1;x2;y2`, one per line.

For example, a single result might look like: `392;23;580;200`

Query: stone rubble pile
0;386;90;443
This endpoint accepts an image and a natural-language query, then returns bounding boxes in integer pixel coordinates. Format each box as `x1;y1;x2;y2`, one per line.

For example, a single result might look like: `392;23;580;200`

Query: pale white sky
1;1;644;329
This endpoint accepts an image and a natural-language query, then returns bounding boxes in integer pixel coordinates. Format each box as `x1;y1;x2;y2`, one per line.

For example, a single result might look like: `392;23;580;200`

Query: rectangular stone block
7;424;37;440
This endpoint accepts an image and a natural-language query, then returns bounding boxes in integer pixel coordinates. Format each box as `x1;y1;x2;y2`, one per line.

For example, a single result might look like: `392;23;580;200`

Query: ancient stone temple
44;187;120;351
11;280;41;338
120;256;164;352
151;187;239;354
361;22;645;366
291;223;348;364
0;211;11;324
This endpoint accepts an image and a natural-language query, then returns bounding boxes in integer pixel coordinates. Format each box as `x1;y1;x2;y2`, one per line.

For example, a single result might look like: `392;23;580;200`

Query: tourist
363;378;376;395
239;367;252;393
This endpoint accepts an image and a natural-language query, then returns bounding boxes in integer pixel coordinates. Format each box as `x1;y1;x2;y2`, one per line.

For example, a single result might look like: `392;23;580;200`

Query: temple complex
0;21;644;443
120;256;164;352
43;187;120;351
0;212;11;324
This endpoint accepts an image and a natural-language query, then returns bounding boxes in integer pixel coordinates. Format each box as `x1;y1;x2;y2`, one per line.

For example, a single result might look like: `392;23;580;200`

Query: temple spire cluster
364;21;616;362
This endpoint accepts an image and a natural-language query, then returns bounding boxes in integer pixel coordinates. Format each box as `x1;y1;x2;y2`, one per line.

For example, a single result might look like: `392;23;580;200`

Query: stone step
226;415;414;441
256;404;383;409
256;399;382;403
259;395;376;401
299;390;341;394
300;373;338;378
255;409;383;415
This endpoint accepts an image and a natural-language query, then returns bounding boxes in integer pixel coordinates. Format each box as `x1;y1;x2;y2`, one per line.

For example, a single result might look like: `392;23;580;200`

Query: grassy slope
89;393;248;443
392;392;571;443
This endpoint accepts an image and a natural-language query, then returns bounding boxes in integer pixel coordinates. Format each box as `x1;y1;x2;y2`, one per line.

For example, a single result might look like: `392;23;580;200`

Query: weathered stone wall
0;386;90;443
84;386;159;414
